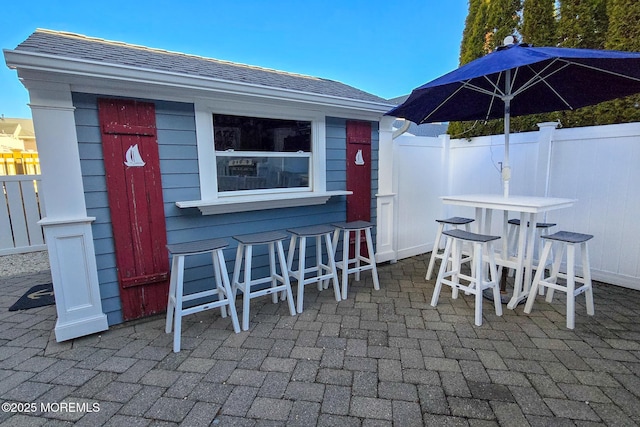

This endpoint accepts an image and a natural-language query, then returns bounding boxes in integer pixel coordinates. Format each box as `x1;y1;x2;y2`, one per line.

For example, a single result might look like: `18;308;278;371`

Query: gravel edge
0;251;51;278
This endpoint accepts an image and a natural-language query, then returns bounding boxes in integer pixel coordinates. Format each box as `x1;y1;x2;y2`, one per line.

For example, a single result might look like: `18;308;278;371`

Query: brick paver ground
1;256;639;426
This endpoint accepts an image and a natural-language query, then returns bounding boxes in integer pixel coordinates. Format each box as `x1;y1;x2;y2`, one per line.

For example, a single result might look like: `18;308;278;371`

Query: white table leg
507;212;539;309
501;211;509;260
474;207;483;233
507;211;528;309
522;212;538;296
472;207;484;277
483;209;492;235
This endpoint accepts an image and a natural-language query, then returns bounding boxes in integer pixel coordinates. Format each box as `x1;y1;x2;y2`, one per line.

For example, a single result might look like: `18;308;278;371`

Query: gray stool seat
432;229;503;326
524;230;595;329
288;224;335;236
331;221;380;299
443;229;500;243
233;231;289;245
165;238;240;352
232;231;296;331
437;217;475;225
166;238;229;255
426;217;475;280
287;224;341;313
332;220;375;230
542;231;593;244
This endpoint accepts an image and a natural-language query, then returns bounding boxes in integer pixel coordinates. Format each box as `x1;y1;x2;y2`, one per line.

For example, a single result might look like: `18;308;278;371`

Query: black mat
9;283;55;311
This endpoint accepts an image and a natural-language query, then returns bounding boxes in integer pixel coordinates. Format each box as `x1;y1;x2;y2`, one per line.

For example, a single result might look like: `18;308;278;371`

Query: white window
213;114;311;193
179;101;348;214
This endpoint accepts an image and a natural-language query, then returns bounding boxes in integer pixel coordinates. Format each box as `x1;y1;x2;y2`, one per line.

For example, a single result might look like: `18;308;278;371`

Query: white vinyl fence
393;122;640;290
0;175;46;255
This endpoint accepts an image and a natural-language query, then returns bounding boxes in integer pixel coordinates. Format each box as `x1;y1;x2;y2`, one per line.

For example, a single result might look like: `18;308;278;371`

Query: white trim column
375;116;397;263
441;133;453;218
26;81;108;341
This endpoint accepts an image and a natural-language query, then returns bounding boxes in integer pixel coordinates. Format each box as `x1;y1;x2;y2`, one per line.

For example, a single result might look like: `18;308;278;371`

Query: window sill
176;190;352;215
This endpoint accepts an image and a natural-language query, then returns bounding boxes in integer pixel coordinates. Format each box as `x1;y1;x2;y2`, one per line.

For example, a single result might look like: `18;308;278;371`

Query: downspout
392;118;411;139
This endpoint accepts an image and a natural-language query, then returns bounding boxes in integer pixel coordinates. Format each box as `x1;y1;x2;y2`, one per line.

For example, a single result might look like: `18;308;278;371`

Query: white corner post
535;122;560;198
26;81;108;341
441;133;453;218
375;116;397;263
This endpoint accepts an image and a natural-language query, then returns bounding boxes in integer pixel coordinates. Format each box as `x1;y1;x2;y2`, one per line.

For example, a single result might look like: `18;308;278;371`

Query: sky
1;0;468;119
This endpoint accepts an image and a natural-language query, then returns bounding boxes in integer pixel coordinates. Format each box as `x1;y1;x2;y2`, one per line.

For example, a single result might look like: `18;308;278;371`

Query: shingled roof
12;29;390;105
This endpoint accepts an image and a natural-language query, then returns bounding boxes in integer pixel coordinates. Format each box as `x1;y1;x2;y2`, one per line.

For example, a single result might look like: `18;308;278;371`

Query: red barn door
98;98;169;321
346;120;372;255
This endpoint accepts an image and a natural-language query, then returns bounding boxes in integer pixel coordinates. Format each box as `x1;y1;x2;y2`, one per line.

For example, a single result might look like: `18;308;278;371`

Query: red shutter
346;120;372;222
98;98;169;321
346;121;372;255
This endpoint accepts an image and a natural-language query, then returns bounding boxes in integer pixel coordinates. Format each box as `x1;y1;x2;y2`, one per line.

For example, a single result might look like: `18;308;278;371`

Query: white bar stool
331;221;380;300
431;229;503;327
165;238;240;353
524;231;595;329
287;224;341;313
232;231;296;331
426;217;474;280
507;218;556;261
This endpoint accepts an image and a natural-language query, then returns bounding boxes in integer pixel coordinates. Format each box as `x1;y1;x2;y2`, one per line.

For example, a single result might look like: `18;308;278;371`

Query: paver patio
1;255;639;426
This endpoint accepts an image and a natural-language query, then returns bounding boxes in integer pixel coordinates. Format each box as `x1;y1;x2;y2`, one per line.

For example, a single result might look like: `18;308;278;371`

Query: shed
3;29;399;341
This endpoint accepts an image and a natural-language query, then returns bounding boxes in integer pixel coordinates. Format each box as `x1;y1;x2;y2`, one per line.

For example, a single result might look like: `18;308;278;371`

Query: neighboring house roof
0;118;35;139
399;121;449;137
388;94;449;137
0;117;36;152
0;122;19;137
9;29;391;107
388;95;410;105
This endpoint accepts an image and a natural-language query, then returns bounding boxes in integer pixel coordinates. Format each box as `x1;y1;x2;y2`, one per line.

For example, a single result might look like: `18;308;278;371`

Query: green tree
449;0;640;137
557;0;608;49
450;0;522;137
606;0;640;50
486;0;522;50
510;0;560;131
521;0;556;45
459;0;486;66
459;0;522;65
556;0;609;127
593;0;640;125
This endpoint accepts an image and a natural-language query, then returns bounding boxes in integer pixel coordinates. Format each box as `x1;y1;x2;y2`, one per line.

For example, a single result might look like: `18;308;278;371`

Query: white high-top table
441;194;576;309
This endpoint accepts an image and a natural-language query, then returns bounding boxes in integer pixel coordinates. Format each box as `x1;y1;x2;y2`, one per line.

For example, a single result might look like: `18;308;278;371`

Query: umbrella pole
502;69;512;198
503;102;511;198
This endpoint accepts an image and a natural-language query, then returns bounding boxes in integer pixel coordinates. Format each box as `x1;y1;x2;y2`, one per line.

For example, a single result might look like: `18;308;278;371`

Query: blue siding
74;93;378;326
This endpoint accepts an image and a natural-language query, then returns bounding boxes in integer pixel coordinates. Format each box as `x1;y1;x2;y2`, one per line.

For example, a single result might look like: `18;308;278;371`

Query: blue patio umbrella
386;41;640;196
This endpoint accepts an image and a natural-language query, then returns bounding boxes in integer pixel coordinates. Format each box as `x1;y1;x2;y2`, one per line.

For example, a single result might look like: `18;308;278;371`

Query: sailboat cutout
124;144;146;167
355;149;365;165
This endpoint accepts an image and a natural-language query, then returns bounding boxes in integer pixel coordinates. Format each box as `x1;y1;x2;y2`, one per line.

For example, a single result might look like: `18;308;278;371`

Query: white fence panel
393;135;444;259
446;133;543;233
393;122;640;289
546;123;640;289
448;132;540;198
0;175;46;255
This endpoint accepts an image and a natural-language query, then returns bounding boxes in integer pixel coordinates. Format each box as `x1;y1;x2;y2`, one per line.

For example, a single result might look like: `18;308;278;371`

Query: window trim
176;99;350;214
215;150;312;194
